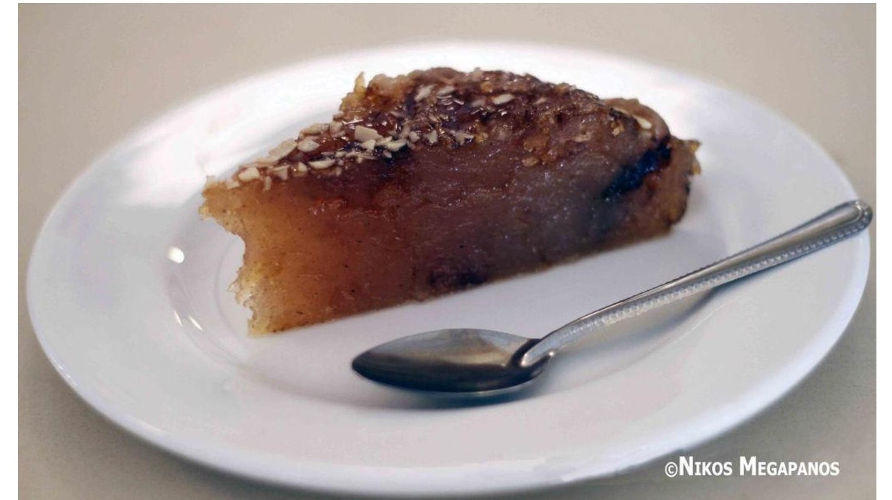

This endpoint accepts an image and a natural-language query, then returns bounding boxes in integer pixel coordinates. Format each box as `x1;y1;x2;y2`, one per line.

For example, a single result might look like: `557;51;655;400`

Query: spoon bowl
352;329;551;395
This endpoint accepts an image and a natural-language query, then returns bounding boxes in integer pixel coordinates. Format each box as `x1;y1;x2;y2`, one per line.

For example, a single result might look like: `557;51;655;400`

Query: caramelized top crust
220;67;674;207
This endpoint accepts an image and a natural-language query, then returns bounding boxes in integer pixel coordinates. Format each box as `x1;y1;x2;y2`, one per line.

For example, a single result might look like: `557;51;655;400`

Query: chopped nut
383;139;407;151
237;166;261;182
450;131;474;144
436;85;455;96
295;162;309;175
271;166;289;180
533;97;548;105
383;150;392;159
492;93;514;105
408;131;420;142
480;81;494;93
360;139;377;151
470;97;486;107
262;140;297;162
345;151;373;161
469;68;484;81
414;84;434;101
522;156;539;167
301;122;328;135
399;127;411;139
611;123;624;136
424;130;438;145
634;116;652;130
225;178;240;189
309;158;335;170
263;176;272;191
354;125;382;142
573;132;592;143
335;151;346;158
329;121;344;134
297;138;320;152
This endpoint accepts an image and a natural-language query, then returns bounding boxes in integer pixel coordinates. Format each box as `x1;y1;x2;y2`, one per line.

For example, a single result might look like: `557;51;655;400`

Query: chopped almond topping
383;139;407;151
271;166;289;180
237;166;261;182
263;140;297;162
522;156;539;167
295;162;309;175
329;121;344;134
470;97;486;107
436;85;456;96
263;176;272;191
301;123;328;135
634;116;653;130
425;130;438;145
309;158;335;170
450;131;474;144
354;125;382;142
360;139;377;151
297;138;320;152
408;131;420;142
414;84;434;101
224;178;240;189
492;93;514;105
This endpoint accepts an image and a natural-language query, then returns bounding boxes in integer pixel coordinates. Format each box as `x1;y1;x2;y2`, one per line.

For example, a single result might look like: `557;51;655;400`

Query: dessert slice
201;68;700;333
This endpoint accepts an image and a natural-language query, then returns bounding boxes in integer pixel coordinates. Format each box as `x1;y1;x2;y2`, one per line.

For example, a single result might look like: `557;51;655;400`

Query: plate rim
26;39;872;496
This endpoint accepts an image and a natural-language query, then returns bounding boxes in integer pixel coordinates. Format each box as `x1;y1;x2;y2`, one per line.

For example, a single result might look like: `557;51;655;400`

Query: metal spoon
352;200;872;396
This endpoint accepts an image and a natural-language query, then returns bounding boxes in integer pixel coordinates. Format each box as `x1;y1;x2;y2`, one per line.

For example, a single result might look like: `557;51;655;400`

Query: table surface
19;4;875;499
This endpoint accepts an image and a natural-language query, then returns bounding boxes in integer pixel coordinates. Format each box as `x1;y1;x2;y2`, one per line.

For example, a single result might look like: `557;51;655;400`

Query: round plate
27;42;870;496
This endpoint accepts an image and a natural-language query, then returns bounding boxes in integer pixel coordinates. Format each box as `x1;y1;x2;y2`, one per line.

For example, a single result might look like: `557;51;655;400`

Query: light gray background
19;4;875;499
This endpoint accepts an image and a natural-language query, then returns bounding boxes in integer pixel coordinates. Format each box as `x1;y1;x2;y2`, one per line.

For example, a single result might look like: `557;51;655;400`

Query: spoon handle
519;200;872;367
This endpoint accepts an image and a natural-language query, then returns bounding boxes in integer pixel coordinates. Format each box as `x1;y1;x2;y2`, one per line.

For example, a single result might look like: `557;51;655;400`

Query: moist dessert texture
201;68;700;333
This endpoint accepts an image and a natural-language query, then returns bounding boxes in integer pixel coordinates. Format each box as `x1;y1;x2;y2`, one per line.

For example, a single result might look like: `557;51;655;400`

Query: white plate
27;42;870;496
